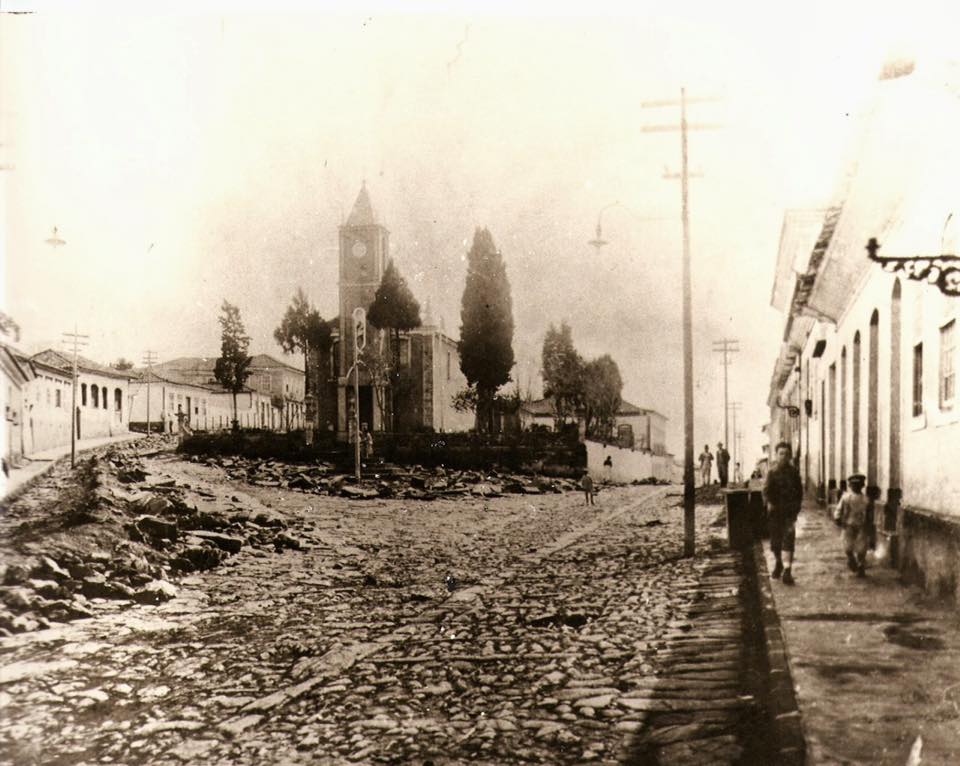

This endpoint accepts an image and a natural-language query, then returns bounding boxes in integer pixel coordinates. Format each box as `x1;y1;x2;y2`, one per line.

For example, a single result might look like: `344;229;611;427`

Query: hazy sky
3;1;955;465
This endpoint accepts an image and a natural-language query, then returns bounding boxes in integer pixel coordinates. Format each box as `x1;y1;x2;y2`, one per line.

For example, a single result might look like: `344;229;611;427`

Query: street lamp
587;202;672;252
45;226;66;248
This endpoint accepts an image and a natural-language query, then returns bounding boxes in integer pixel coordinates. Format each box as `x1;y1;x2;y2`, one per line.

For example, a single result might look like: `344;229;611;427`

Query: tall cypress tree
459;227;515;433
214;300;252;431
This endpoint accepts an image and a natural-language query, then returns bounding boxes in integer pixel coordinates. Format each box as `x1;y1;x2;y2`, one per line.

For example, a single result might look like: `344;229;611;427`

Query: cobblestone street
1;453;767;765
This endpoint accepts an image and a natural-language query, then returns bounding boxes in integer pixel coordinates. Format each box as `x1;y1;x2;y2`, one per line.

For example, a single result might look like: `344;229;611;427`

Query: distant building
519;396;668;454
315;184;474;438
151;355;304;431
31;349;130;445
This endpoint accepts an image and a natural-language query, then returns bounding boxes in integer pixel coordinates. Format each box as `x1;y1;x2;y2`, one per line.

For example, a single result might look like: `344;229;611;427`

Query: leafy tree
214;300;252;431
360;334;392;428
274;288;332;429
112;358;134;371
459;228;515;433
367;260;421;431
541;322;584;429
583;354;623;440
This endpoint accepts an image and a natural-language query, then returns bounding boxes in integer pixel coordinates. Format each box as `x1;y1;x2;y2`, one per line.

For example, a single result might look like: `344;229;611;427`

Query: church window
447;352;452;381
400;338;411;367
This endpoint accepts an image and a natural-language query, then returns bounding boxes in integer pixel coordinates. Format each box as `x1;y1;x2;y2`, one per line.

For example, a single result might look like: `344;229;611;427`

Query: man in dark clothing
716;442;731;487
762;441;804;585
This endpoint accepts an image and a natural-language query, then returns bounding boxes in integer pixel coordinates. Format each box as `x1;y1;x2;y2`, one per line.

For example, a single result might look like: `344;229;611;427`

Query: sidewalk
1;432;141;501
764;502;960;765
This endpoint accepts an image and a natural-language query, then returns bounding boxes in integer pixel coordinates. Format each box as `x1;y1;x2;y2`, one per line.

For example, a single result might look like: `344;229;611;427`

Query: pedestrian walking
762;441;803;585
716;442;730;487
603;455;613;483
581;471;595;506
698;445;713;486
833;473;874;577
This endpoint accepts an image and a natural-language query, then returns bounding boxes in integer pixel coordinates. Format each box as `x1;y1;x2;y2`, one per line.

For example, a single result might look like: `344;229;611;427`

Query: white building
31;350;130;445
767;56;960;598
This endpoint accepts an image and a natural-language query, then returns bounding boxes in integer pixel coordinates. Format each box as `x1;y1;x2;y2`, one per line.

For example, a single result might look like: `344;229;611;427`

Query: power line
712;338;740;451
142;351;158;435
642;88;721;558
62;329;89;468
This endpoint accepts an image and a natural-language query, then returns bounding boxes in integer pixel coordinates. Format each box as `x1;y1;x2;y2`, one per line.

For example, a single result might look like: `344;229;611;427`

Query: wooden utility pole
142;350;157;435
62;328;89;468
728;401;742;466
642;89;720;557
712;339;740;450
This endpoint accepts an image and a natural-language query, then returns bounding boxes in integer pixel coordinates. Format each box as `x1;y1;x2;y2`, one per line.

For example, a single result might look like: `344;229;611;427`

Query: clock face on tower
351;240;368;259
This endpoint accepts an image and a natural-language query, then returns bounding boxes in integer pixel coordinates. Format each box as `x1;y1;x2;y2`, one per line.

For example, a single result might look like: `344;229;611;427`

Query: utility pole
712;338;740;450
142;350;157;435
642;89;720;558
62;328;89;468
728;401;742;467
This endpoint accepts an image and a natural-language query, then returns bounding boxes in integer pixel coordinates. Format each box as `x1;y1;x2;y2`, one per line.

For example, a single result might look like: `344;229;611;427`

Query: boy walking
762;441;803;585
834;473;873;577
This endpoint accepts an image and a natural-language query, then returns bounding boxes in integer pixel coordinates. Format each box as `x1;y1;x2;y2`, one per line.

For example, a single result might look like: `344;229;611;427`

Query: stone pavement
1;432;140;501
764;501;960;765
0;448;775;765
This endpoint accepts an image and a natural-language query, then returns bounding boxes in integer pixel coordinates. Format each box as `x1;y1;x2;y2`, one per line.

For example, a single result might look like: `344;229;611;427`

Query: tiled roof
32;349;131;380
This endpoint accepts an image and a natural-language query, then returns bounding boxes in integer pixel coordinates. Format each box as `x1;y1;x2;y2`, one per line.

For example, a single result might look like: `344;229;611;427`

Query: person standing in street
698;445;714;486
833;473;873;577
762;441;804;585
581;471;595;506
733;462;743;484
716;442;730;487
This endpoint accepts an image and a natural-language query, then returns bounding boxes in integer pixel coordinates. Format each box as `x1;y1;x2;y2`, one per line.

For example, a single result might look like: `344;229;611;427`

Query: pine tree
459;228;515;433
214;300;252;431
367;260;421;431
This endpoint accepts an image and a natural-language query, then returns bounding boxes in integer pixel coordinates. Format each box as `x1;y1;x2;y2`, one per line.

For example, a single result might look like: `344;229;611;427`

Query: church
312;184;474;440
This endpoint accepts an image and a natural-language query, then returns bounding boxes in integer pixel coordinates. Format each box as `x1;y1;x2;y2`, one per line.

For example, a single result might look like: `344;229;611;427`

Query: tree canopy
214;300;252;430
366;260;421;431
459;227;515;433
274;288;332;394
541;321;584;428
583;354;623;440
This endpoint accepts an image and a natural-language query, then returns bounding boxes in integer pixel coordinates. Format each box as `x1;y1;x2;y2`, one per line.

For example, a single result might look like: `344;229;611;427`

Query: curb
749;541;808;765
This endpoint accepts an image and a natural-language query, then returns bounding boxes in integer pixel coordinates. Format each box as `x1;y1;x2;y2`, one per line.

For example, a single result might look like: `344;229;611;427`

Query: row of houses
766;55;960;599
1;343;309;469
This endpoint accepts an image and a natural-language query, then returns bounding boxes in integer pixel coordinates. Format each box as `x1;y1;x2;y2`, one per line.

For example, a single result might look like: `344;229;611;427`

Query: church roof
345;183;377;227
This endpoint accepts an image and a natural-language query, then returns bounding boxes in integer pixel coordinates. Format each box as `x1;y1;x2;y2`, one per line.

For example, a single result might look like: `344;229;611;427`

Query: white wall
586;439;674;483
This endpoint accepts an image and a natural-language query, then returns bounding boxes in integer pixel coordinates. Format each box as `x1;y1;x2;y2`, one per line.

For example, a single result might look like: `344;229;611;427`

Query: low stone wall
585;440;675;483
898;505;960;600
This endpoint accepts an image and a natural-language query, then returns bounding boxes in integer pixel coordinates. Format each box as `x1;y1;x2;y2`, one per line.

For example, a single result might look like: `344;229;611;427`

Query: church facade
312;184;473;439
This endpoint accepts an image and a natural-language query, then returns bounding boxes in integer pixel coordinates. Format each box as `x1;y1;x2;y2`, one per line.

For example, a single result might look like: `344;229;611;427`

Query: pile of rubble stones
0;444;303;637
185;454;586;500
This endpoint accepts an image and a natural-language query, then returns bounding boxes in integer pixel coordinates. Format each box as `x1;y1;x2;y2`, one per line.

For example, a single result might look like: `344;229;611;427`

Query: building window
102;386;108;409
913;343;923;417
114;388;122;414
400;338;411;367
81;383;88;406
940;320;956;410
447;352;452;381
92;385;99;408
55;389;61;408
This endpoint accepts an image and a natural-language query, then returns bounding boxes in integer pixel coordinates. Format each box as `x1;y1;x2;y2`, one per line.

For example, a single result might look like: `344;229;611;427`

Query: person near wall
603;454;613;483
698;445;713;486
581;471;595;506
762;441;804;585
833;473;874;577
716;442;730;487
